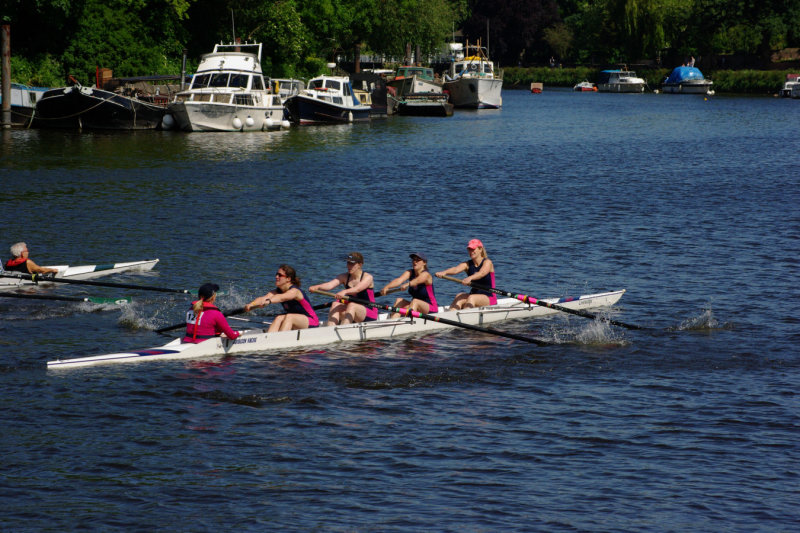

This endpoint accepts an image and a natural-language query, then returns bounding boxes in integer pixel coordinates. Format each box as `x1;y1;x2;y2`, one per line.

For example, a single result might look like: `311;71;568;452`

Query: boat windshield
325;80;341;92
252;76;264;91
209;73;230;87
191;74;210;89
229;74;249;88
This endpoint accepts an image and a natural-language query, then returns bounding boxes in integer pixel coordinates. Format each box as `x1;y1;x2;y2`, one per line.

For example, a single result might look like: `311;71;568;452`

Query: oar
311;289;550;346
439;275;642;330
0;293;131;305
154;301;333;335
0;272;192;294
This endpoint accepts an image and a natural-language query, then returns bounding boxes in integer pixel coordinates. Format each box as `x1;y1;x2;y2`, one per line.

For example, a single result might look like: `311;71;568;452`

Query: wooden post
1;25;11;128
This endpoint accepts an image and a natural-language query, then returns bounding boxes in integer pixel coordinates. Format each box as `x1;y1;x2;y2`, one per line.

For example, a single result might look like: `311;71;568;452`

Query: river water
1;89;798;531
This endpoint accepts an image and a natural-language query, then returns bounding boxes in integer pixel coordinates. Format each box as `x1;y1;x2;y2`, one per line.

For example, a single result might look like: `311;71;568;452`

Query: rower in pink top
379;251;438;317
435;238;497;309
244;264;319;331
309;252;378;326
182;283;241;343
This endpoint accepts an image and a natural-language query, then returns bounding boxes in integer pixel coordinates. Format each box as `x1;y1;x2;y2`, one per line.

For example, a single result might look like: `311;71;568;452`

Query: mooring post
1;25;11;128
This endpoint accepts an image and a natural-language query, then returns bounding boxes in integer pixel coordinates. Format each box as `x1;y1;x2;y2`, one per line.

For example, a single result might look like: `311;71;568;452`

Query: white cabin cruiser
597;69;646;93
443;43;503;109
166;42;289;132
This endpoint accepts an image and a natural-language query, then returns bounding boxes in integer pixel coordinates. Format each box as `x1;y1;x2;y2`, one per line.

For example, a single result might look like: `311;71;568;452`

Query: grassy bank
502;66;792;94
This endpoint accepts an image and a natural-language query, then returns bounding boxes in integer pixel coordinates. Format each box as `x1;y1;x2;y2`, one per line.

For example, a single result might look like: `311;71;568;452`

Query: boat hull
661;81;714;95
443;77;503;109
47;290;626;369
597;82;645;93
34;86;167;130
167;100;286;132
387;94;453;116
285;94;371;125
0;259;159;290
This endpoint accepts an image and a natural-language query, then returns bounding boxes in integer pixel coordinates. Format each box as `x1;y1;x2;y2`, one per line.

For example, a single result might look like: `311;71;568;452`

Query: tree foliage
4;0;800;86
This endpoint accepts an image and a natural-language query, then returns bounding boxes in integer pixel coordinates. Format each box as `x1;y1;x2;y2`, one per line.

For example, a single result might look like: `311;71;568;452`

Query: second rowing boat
0;259;159;290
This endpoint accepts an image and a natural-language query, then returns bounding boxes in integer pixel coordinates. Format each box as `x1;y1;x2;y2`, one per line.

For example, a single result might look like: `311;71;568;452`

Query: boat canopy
666;67;706;84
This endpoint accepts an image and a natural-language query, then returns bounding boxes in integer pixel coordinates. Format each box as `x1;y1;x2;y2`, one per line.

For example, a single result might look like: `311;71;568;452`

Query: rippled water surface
1;90;799;531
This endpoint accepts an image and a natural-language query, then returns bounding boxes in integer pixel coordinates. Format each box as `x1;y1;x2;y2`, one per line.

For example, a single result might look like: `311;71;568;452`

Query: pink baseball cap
467;238;483;250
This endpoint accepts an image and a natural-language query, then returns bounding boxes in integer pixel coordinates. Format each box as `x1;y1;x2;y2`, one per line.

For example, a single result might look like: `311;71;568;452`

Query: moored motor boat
283;75;372;125
597;69;646;93
661;66;714;95
443;42;503;109
0;259;159;290
34;83;169;130
47;289;626;369
573;80;597;92
780;73;800;97
167;42;289;132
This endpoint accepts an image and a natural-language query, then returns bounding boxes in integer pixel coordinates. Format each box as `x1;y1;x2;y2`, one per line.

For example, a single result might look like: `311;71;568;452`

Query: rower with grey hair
4;242;59;275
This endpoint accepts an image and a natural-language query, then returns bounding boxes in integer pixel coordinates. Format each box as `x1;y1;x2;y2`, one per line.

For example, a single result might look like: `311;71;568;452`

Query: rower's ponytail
193;299;204;315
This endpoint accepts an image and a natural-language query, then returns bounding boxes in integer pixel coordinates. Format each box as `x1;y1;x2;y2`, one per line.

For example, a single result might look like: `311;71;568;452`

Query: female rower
309;252;377;326
379;252;438;317
182;283;241;344
435;238;496;309
244;264;319;332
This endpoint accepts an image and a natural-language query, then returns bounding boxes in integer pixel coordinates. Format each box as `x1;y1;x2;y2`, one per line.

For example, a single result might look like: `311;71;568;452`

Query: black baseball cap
198;283;220;300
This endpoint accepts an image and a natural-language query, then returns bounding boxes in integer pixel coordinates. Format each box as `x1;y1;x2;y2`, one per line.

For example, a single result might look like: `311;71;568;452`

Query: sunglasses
275;272;287;278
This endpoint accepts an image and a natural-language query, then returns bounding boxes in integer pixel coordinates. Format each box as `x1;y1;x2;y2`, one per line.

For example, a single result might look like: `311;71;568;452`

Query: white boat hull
661;81;714;95
47;289;625;369
597;82;645;93
168;100;285;132
444;78;503;108
0;259;159;290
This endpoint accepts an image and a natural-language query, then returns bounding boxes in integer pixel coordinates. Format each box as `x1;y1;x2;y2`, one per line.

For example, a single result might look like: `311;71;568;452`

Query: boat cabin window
209;73;230;87
191;74;211;89
229;74;249;88
252;76;264;91
234;94;254;106
333;96;343;104
309;79;324;90
325;80;342;92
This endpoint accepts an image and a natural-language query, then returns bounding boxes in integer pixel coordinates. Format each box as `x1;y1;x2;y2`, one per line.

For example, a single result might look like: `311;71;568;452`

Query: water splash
674;304;733;331
118;301;167;331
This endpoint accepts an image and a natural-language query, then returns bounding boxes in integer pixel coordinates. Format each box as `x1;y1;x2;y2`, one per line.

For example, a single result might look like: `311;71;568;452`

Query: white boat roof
196;42;263;74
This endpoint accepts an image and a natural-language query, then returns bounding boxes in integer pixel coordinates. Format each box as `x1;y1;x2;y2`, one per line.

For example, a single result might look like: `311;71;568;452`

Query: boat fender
265;117;274;129
245;116;255;127
348;111;353;123
162;114;175;129
281;119;291;129
232;117;243;130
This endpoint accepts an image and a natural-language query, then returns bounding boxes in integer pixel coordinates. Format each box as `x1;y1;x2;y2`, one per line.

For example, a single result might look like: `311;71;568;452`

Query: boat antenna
230;9;236;42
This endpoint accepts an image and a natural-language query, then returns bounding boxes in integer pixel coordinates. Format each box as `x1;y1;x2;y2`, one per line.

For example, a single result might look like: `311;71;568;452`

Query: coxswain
182;283;241;344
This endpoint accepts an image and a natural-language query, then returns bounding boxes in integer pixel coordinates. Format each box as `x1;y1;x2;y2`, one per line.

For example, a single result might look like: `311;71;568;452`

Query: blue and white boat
284;75;371;125
0;83;49;127
661;66;714;95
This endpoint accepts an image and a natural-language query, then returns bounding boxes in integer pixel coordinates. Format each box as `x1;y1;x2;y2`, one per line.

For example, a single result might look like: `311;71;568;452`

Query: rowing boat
47;289;625;369
0;259;159;290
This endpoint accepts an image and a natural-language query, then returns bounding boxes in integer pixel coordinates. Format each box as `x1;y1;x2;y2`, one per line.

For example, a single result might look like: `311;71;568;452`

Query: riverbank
503;66;793;95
